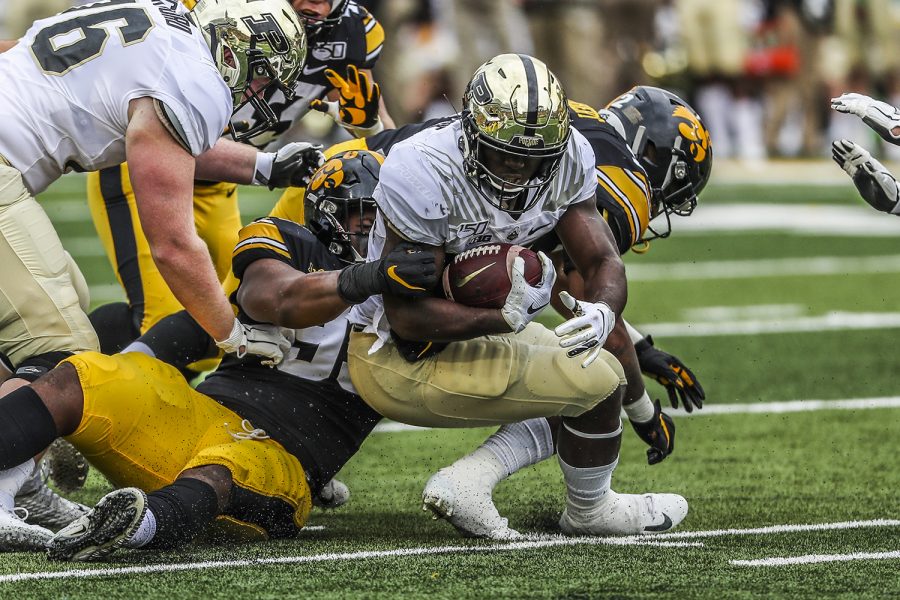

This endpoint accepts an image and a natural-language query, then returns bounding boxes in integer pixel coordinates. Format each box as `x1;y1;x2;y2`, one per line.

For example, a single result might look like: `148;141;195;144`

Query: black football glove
635;335;705;412
337;242;437;304
630;399;675;465
264;142;325;190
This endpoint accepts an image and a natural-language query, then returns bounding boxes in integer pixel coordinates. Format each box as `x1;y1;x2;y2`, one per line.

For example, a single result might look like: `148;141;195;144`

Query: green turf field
2;172;899;598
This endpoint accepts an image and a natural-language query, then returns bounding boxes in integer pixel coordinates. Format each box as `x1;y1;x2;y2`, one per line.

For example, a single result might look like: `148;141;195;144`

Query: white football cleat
421;467;521;540
313;478;350;509
46;439;90;493
0;506;54;552
47;487;147;562
17;460;89;531
559;491;688;536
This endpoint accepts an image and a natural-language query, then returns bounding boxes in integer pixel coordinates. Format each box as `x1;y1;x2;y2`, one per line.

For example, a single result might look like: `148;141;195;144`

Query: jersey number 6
31;2;154;76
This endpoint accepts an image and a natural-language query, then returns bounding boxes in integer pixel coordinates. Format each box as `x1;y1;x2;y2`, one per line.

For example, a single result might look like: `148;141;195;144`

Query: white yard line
636;311;900;337
626;254;900;281
731;550;900;567
673;204;900;237
373;396;900;433
1;520;895;584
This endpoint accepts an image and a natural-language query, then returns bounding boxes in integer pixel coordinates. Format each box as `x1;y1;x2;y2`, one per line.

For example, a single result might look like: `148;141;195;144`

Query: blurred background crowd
5;0;900;161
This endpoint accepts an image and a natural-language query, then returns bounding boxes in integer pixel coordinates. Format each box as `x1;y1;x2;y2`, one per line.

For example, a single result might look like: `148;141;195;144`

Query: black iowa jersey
198;216;380;491
569;100;653;254
234;0;385;148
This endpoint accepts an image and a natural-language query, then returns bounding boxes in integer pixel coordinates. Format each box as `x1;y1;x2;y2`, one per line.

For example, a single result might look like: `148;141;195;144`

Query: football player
346;54;689;539
86;0;394;368
421;87;712;538
0;151;437;561
0;0;325;549
831;93;900;215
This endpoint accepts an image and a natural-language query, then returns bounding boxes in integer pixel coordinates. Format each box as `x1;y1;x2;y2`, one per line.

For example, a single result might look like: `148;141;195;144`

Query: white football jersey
350;119;596;343
0;0;230;194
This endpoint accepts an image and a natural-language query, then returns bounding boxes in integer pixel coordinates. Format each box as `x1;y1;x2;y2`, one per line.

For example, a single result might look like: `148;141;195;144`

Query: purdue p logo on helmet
461;54;571;214
192;0;307;141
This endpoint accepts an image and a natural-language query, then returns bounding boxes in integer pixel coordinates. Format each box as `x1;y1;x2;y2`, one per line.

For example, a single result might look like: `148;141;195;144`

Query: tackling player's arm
238;259;347;329
0;41;16;53
380;224;511;342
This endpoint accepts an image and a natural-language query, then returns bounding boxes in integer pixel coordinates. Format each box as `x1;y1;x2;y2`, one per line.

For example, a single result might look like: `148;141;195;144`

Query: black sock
0;386;58;469
136;310;217;373
88;302;141;354
144;477;219;550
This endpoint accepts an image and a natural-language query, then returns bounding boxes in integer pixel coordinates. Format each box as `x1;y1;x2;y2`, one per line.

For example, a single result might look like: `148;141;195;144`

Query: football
442;243;543;309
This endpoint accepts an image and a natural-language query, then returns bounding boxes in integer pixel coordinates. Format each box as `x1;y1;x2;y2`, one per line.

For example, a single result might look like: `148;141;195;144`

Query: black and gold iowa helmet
298;0;349;38
304;149;383;263
603;86;712;239
461;54;571;215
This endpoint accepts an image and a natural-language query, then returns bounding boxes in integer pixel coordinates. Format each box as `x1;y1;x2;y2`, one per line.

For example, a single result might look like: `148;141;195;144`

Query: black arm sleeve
136;310;218;370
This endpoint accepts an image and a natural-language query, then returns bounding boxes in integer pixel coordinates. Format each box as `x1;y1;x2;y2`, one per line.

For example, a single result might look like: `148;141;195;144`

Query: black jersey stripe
517;54;539;137
99;166;145;328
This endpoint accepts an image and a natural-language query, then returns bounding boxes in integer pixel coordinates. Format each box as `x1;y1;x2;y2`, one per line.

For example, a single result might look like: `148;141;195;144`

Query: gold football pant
0;164;98;366
63;351;312;539
348;322;626;428
87;164;241;333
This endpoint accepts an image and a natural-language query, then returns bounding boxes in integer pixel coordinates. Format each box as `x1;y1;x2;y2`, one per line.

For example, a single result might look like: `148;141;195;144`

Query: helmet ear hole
642;140;659;168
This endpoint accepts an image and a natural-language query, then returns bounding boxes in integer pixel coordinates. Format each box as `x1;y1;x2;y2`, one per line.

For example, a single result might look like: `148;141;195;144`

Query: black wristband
337;260;384;304
634;335;654;354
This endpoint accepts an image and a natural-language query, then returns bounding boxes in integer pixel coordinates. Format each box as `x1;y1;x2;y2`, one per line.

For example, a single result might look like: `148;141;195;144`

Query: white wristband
252;152;276;186
623;319;644;345
623;391;656;423
215;318;243;348
346;118;385;138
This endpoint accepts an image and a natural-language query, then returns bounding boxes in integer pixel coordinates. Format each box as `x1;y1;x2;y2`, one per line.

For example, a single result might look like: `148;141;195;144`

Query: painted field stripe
373;397;900;432
626;254;900;281
685;397;900;416
637;311;900;337
731;550;900;567
674;204;900;237
1;520;894;584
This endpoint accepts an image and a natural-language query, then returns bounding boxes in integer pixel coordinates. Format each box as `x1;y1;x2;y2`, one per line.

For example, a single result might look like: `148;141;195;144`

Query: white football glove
832;139;900;214
500;251;556;334
253;142;325;190
554;292;616;368
831;93;900;143
215;318;294;367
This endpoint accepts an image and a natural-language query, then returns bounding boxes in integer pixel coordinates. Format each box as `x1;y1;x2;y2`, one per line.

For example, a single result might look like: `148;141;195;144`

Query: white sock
122;341;155;358
0;460;35;511
623;391;655;423
457;419;554;489
558;455;618;513
123;508;157;548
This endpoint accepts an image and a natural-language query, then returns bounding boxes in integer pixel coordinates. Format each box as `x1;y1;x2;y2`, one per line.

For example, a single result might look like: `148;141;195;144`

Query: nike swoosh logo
643;513;673;532
453;262;496;287
526;302;546;315
303;65;328;76
528;222;552;236
387;265;426;291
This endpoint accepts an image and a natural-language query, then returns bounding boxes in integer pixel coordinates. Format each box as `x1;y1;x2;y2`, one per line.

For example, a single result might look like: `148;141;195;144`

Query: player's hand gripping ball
442;243;542;309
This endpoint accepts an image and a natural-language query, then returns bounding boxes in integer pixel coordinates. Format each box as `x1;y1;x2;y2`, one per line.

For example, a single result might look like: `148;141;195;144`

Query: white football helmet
192;0;307;141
